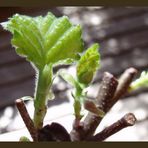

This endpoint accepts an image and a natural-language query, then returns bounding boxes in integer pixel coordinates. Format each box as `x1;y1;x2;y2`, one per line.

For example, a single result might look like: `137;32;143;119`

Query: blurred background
0;7;148;141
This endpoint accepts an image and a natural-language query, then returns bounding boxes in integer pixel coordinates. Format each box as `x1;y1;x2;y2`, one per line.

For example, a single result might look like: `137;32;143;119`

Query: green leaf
76;43;100;85
130;71;148;91
59;70;76;87
46;25;84;64
1;12;85;130
19;136;30;142
21;96;33;101
1;12;84;69
59;69;84;90
59;70;84;118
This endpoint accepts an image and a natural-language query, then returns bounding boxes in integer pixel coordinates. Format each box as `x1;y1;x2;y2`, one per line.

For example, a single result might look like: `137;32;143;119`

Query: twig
70;72;118;141
110;67;138;108
95;72;118;112
83;72;118;138
89;113;136;141
15;99;38;141
70;68;137;141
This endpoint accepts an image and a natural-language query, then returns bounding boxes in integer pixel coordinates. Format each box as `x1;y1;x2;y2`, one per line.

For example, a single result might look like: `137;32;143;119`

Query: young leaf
76;43;100;85
2;14;44;69
59;70;77;87
1;12;85;129
130;71;148;91
19;136;30;142
60;70;84;118
59;70;84;89
46;25;84;64
1;13;84;69
21;96;33;101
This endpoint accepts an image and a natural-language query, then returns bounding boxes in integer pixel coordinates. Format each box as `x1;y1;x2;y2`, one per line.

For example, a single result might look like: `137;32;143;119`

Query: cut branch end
89;113;137;141
15;98;38;141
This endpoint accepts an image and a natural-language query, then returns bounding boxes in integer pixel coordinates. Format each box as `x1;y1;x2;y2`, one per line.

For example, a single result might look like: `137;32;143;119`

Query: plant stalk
33;69;51;130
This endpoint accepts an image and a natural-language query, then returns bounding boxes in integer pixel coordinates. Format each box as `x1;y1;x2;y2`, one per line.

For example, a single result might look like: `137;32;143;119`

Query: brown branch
70;68;137;141
15;99;38;141
110;67;138;108
70;72;118;141
89;113;137;141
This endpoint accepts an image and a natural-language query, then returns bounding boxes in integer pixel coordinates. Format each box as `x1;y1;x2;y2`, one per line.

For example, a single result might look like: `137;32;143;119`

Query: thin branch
89;113;137;141
70;68;137;141
83;72;118;138
110;67;138;108
70;72;118;141
15;99;38;141
95;72;119;112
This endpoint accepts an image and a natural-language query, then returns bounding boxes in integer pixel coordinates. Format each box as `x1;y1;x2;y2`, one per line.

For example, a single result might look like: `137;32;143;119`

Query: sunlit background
0;7;148;141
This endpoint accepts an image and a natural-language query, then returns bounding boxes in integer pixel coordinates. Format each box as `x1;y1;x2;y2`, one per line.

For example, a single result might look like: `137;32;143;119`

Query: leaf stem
72;88;83;128
33;68;52;129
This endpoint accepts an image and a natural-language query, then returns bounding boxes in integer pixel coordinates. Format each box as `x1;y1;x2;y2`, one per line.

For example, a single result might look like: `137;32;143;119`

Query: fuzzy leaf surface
1;12;84;69
77;43;100;85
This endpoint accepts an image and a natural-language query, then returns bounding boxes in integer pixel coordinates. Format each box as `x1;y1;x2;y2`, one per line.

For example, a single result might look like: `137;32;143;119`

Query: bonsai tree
1;12;148;141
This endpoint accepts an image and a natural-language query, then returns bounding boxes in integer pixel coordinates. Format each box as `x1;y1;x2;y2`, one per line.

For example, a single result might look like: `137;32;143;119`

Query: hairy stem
33;70;51;130
89;113;136;141
73;87;83;128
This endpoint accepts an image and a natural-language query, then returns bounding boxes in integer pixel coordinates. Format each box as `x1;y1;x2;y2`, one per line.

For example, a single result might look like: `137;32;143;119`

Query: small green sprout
1;11;140;142
19;136;30;142
60;43;101;119
77;43;100;86
1;12;84;129
130;71;148;91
